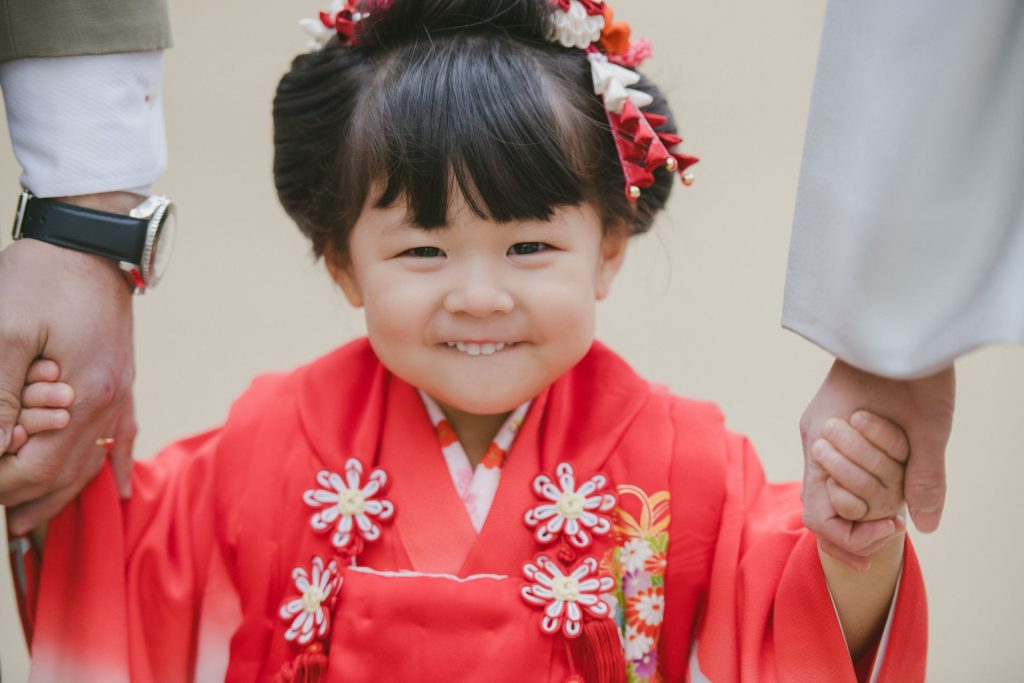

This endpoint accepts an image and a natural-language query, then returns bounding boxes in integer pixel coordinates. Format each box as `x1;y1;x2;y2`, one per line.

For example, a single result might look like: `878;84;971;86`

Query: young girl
9;1;925;681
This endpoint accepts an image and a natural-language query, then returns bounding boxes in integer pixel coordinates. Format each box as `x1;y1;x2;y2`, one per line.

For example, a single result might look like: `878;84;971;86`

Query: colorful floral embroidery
279;556;341;645
602;484;671;683
303;458;395;552
524;462;617;548
521;555;615;638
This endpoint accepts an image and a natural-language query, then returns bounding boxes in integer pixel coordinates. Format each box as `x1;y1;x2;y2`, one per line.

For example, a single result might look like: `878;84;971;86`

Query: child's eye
399;246;445;258
508;242;550;256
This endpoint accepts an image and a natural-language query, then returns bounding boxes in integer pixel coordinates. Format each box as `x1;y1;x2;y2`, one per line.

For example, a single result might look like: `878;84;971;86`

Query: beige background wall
2;1;1022;680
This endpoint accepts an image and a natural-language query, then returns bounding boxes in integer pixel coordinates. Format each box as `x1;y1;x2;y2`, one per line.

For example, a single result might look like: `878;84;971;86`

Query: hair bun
357;0;552;49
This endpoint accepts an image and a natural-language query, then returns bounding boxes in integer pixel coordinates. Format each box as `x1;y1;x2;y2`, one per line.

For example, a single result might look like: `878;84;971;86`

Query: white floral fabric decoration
279;556;341;645
547;0;606;49
521;555;615;638
588;51;654;115
524;462;616;548
304;458;395;551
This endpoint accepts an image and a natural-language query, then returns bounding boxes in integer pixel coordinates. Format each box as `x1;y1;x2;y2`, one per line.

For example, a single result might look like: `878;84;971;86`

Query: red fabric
25;338;926;682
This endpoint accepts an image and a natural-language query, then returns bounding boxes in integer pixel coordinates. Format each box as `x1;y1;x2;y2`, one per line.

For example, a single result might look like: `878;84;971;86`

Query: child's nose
442;266;515;317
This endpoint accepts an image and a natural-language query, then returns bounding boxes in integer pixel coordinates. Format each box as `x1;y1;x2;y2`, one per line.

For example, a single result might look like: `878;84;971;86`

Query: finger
109;400;137;498
0;407;107;507
850;411;910;464
812;439;894;512
803;456;887;557
816;513;898;556
25;359;61;384
3;419;112;534
904;444;947;533
17;408;72;435
0;338;36;454
825;477;868;521
7;425;29;453
822;418;905;486
21;382;75;409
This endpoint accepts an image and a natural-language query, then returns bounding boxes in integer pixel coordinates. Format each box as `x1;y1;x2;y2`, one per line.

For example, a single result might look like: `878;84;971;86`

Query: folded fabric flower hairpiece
300;0;380;50
549;0;699;200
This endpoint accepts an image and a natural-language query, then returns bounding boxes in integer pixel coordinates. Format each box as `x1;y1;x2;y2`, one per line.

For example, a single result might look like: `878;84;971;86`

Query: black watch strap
18;196;148;265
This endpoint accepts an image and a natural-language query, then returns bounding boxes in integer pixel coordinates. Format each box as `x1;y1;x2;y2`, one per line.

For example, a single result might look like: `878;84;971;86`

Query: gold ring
95;437;115;447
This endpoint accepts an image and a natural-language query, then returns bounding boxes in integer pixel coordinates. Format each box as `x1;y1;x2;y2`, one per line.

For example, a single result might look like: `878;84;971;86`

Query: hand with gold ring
0;232;138;536
2;359;76;455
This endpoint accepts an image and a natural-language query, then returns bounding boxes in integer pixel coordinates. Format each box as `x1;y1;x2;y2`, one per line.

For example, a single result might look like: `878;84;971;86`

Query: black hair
273;0;679;261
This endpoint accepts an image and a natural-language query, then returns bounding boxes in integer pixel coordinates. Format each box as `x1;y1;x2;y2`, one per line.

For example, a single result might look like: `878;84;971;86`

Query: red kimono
17;339;926;682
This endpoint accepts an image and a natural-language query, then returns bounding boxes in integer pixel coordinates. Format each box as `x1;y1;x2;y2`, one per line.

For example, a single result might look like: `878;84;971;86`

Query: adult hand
0;192;140;536
801;359;955;566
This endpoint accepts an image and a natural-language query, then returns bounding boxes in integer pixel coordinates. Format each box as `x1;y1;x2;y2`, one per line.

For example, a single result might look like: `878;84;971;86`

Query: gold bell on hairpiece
628;185;642;199
665;157;678;172
682;173;694;186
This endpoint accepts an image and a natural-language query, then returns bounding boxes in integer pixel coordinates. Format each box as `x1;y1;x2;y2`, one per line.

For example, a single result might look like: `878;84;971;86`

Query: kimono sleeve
687;430;926;682
25;428;234;683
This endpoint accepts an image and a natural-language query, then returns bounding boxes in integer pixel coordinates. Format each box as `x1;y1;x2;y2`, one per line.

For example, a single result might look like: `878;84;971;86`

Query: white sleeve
0;51;167;198
783;0;1024;379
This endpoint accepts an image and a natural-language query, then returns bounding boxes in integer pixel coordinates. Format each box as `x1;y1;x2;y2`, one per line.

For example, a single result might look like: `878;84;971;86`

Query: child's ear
595;228;629;301
325;250;364;308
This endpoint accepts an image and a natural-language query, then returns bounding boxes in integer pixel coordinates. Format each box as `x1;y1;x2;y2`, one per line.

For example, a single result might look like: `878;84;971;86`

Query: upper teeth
447;341;509;356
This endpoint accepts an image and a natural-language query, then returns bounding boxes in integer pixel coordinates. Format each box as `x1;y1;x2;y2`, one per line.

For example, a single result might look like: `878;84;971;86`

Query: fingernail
851;411;868;429
909;507;942;534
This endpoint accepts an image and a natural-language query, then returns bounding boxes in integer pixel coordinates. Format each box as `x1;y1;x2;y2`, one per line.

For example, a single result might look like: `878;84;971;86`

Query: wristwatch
11;189;176;293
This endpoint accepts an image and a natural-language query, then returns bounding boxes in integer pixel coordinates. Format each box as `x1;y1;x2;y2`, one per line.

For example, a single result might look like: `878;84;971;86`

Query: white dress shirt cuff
0;51;167;198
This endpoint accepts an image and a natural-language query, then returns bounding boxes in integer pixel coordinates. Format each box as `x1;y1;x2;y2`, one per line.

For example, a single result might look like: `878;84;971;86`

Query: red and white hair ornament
301;0;698;200
300;0;378;50
550;1;698;200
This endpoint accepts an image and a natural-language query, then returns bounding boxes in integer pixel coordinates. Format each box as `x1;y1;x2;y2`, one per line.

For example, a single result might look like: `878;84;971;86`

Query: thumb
0;341;35;452
903;429;948;534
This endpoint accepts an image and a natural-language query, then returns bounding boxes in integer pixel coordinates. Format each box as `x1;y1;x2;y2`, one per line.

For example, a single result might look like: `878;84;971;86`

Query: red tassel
273;643;329;683
568;618;626;683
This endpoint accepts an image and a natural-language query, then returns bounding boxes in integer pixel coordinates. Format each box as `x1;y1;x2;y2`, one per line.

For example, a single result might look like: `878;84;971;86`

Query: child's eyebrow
380;222;451;236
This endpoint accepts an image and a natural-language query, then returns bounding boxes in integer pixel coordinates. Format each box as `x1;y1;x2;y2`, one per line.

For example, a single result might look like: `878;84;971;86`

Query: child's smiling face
330;195;627;416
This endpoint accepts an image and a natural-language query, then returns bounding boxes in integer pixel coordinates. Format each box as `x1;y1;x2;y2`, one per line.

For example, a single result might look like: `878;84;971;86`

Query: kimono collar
293;337;654;479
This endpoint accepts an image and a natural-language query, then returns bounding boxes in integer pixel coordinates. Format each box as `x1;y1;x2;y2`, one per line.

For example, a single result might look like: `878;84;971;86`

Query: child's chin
430;386;534;416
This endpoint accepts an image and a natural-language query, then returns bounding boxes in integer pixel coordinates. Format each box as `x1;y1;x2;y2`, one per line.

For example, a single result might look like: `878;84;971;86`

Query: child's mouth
445;341;515;357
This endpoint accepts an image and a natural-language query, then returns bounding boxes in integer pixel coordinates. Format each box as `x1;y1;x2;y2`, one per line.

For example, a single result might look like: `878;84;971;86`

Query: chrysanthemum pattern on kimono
600;484;671;683
279;556;341;645
303;458;395;553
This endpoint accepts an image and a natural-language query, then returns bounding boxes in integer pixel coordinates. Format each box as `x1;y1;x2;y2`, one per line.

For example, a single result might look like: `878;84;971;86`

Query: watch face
152;203;177;284
141;198;176;287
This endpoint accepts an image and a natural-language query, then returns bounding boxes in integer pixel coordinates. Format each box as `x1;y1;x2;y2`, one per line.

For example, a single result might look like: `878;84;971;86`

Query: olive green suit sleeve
0;0;171;63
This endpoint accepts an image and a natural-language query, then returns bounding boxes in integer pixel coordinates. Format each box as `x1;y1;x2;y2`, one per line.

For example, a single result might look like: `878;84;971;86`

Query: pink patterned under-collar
418;391;531;532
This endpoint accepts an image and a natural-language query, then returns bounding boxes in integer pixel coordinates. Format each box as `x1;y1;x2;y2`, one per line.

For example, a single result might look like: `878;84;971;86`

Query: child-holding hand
811;411;910;657
3;359;74;455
